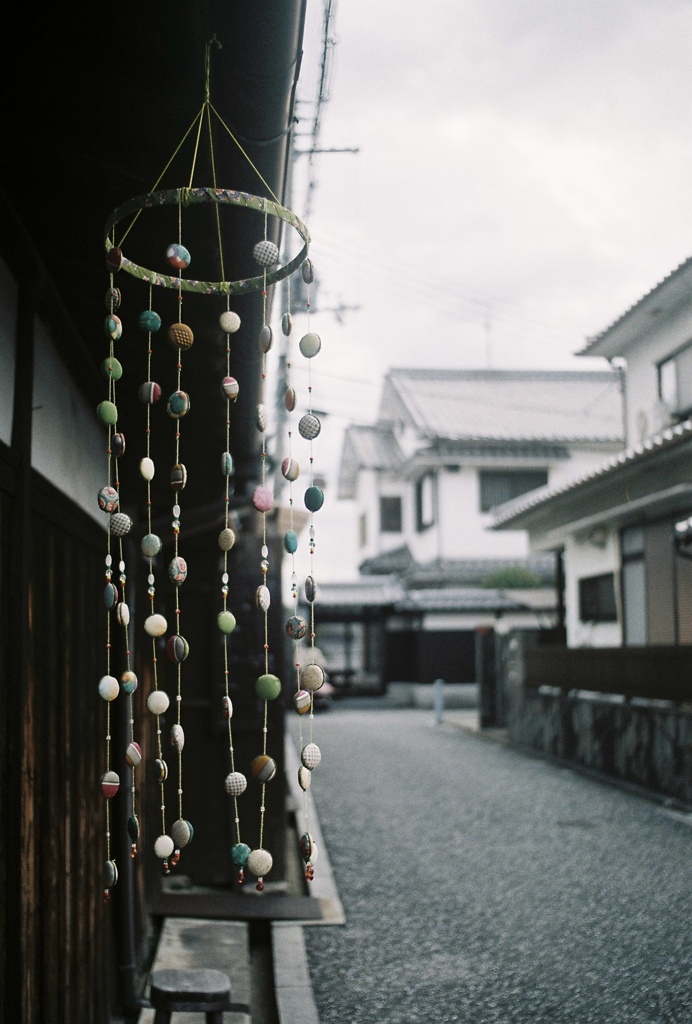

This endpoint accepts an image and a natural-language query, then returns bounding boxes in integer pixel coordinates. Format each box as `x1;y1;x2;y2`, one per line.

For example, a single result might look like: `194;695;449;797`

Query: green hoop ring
103;186;310;296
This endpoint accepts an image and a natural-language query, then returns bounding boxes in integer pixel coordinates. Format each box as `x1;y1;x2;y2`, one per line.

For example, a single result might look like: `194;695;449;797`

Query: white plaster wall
622;306;692;445
563;530;622;647
32;317;105;523
437;467;529;559
0;257;17;445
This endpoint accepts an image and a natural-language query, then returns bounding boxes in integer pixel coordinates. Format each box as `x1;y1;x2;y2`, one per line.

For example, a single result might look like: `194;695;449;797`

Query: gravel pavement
290;705;692;1024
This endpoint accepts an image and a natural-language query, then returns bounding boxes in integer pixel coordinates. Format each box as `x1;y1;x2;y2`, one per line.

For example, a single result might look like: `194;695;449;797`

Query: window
479;469;548;512
579;573;617;622
415;473;436;531
379;496;402;533
658;342;692;417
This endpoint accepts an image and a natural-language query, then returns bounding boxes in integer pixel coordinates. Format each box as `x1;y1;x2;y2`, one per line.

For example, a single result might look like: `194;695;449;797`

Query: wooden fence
525;644;692;704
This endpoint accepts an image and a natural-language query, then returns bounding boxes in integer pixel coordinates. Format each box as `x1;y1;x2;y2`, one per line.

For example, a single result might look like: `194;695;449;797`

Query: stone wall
503;636;692;806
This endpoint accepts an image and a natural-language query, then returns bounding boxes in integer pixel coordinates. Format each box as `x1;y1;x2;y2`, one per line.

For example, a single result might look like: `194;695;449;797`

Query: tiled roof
379;368;623;443
393;587;533;613
316;577;405;609
491;417;692;528
579;254;692;358
359;552;555;585
338;424;405;498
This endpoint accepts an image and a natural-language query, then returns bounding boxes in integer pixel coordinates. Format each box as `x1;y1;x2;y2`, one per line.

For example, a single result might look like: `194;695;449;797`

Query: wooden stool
149;967;248;1023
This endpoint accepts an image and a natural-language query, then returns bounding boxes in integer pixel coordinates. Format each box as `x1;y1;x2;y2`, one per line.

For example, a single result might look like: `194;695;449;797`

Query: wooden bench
149;967;250;1023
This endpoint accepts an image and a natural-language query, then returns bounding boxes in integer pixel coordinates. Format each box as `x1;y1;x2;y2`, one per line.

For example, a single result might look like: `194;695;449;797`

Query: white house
492;256;692;648
325;367;624;688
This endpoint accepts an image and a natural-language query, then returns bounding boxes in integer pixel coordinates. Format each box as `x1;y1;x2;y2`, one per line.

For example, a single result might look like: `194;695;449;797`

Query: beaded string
295;258;324;882
98;275;135;901
218;304;246;882
163;207;195;868
245;215;285;892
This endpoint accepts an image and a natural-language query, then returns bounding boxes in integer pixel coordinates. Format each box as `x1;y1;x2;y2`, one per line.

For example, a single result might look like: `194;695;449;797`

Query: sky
277;0;692;578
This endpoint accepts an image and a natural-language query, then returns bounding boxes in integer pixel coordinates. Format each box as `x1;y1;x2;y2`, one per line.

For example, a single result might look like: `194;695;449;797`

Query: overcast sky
280;0;692;576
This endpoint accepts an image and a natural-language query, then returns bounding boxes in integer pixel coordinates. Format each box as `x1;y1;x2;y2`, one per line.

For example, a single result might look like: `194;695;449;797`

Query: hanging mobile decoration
97;40;314;898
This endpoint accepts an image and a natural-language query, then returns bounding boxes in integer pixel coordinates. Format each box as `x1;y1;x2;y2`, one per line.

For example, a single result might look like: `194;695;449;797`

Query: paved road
291;706;692;1024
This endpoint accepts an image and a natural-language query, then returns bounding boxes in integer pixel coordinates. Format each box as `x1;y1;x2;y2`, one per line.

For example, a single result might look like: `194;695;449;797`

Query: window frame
578;572;617;623
478;468;549;513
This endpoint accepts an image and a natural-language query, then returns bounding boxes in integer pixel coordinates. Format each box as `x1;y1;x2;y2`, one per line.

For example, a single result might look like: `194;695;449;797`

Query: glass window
415;473;436;531
380;496;402;533
479;469;548;512
658;343;692;416
579;573;617;622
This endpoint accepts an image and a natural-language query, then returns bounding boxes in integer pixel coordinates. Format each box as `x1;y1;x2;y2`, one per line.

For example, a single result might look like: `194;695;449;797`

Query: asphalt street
290;705;692;1024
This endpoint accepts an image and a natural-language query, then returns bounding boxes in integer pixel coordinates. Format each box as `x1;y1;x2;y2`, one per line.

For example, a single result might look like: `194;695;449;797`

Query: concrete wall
503;635;692;805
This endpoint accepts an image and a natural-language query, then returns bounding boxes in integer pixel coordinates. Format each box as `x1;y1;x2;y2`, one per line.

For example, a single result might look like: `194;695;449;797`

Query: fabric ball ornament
304;485;325;512
154;834;174;860
144;613;167;637
251;755;277;784
105;287;121;311
219;310;241;334
97;400;118;426
111;513;133;537
139;309;161;332
147;690;170;715
283;530;298;554
298;765;312;791
256;585;270;611
218;527;236;551
252;486;273;513
106;246;123;272
170;819;194;849
298;413;321;440
139;456;155;481
299;332;321;358
305;575;317;603
256;404;267;432
141;533;162;558
256;673;282;701
167;390;190;419
252;239;279;267
101;771;120;798
166;243;191;269
217;610;237;634
247;848;273;878
294;689;311;716
125;742;142;767
170;463;188;491
281;457;300;481
102;356;123;381
284;387;297;412
116;602;130;626
167;322;194;349
111;433;126;459
221;451;234;476
301;742;322;770
302;259;315;284
170;724;185;751
222;376;239;401
167;634;189;663
104;582;118;610
98;485;119;513
231;842;251;867
155;758;168;782
286;615;307;640
301;663;325;692
258;325;273;353
281;312;292;336
105;314;122;341
139;381;162;404
121;670;138;694
168;556;188;585
225;772;247;797
98;675;119;702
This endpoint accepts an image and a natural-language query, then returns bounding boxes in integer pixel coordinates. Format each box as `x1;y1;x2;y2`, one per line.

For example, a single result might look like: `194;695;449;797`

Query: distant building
492;256;692;648
325;367;623;688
